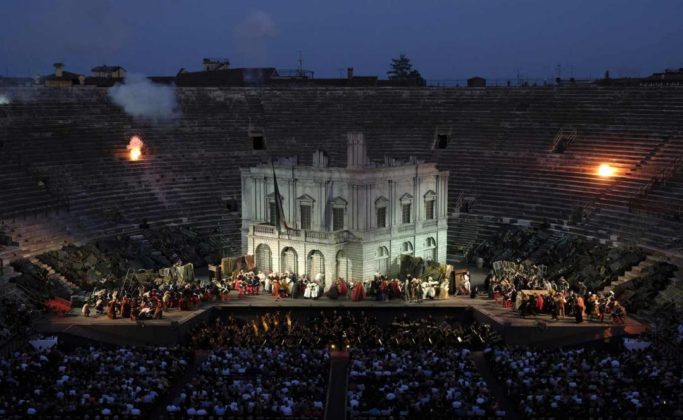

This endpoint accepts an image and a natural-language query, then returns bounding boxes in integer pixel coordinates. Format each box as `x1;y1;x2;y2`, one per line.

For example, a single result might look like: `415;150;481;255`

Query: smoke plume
233;11;277;66
108;74;179;121
0;95;10;105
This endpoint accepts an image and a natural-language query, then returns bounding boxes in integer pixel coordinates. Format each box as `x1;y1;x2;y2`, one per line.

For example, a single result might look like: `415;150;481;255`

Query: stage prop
45;297;72;316
493;260;547;280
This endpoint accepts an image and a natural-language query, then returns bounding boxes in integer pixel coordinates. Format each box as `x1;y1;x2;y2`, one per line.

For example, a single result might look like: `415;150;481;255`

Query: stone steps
602;254;667;294
29;257;80;294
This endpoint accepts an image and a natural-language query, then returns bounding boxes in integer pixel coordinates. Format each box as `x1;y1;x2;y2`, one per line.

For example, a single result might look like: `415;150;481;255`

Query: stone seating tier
1;86;682;258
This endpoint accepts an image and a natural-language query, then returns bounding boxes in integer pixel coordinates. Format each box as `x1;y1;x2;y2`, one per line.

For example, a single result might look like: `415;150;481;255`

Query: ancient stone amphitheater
1;86;682;264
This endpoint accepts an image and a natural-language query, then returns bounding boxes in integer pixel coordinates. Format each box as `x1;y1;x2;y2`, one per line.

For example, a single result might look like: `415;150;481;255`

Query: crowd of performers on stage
484;270;627;324
77;268;471;324
80;283;217;321
79;262;626;328
223;270;465;303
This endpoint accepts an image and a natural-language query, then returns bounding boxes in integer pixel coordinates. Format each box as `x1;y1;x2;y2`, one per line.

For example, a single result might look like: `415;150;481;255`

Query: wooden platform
39;294;647;347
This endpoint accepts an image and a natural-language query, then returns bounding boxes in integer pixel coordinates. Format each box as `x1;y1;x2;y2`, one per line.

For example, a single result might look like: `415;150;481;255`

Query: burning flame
597;163;616;178
127;135;144;161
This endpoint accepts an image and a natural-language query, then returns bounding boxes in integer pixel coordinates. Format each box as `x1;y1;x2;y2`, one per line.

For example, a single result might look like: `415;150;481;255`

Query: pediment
399;193;414;203
297;194;315;203
423;190;437;200
331;196;348;207
375;196;389;207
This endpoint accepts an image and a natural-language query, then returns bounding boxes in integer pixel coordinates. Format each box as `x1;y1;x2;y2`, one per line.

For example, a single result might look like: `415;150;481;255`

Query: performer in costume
337;278;348;297
120;296;131;319
272;278;281;301
575;294;586;323
259;271;269;293
106;299;117;319
461;272;471;296
439;277;449;300
351;280;365;301
422;277;438;300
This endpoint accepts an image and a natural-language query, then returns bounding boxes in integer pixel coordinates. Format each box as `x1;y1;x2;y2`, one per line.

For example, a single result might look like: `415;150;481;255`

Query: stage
39;293;647;347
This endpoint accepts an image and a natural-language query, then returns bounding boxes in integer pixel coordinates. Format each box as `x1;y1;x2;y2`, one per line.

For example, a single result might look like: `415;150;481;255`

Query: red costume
351;282;365;301
337;279;348;296
106;300;117;319
272;280;281;301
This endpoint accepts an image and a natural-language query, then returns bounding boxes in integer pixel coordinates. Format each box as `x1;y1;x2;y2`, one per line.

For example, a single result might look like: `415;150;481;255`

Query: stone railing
398;224;415;233
253;224;276;235
250;224;358;244
422;219;438;228
305;230;329;241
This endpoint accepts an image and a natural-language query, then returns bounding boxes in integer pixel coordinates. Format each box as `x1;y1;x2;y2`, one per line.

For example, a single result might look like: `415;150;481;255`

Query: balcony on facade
249;224;358;244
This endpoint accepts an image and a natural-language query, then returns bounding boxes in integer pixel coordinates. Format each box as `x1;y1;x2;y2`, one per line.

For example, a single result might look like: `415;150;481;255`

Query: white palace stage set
241;133;449;290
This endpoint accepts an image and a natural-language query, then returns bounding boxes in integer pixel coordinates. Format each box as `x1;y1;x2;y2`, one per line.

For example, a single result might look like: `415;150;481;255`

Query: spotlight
597;163;615;178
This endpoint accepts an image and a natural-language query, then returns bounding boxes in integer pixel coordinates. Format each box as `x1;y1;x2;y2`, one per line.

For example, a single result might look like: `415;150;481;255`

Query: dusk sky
1;0;681;81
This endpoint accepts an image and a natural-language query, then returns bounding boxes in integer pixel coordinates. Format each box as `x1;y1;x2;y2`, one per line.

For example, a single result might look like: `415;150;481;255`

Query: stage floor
44;292;647;346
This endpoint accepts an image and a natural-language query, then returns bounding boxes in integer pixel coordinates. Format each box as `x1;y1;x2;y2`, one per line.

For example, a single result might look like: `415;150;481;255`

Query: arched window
281;247;298;274
424;237;437;261
307;250;325;279
336;250;351;281
401;241;414;255
377;246;390;275
255;244;272;273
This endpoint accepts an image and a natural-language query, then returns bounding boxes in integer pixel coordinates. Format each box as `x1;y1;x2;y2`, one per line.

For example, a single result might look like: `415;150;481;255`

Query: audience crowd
167;347;328;418
348;347;499;418
486;342;683;417
0;296;34;343
0;345;190;418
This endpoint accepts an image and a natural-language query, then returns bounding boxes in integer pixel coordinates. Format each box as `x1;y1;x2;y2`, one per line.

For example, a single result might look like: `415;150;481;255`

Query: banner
271;162;289;233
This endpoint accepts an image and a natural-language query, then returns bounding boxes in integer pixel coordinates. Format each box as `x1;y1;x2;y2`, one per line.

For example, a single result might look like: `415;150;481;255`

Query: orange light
597;163;615;177
127;135;144;161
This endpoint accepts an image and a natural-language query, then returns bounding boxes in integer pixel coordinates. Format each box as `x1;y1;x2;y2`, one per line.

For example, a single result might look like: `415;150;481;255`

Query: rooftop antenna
298;50;304;77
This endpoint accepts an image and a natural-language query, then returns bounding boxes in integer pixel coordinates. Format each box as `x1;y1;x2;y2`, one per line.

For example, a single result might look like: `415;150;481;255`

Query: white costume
259;272;270;292
314;273;324;297
422;277;438;299
304;282;320;299
462;274;471;295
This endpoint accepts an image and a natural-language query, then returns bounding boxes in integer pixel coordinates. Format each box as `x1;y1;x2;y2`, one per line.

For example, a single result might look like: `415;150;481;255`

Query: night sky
1;0;681;81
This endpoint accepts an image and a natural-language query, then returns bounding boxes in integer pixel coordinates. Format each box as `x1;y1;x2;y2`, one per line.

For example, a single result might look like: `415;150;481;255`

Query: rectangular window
376;207;386;228
269;202;277;225
252;135;265;150
300;205;311;230
402;204;411;224
333;208;344;231
425;200;435;220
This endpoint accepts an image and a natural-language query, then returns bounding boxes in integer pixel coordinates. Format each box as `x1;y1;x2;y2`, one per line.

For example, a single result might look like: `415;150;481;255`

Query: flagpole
271;159;289;236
